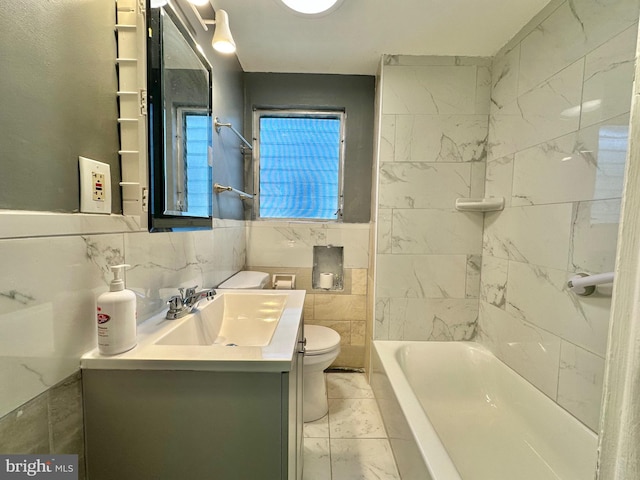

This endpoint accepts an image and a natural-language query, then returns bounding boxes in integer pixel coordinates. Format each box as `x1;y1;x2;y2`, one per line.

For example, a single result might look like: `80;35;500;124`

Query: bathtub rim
372;340;463;480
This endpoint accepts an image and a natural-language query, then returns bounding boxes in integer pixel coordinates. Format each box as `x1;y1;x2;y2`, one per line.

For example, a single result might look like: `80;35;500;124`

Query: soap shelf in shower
455;197;505;212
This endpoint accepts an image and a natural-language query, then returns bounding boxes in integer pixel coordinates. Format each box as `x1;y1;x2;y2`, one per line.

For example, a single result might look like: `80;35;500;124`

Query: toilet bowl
303;324;340;422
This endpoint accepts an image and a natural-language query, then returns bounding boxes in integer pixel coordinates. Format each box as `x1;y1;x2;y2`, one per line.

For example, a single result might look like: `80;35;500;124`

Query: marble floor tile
304;414;330;438
327;373;374;399
303;438;332;480
328;398;386;439
330;438;400;480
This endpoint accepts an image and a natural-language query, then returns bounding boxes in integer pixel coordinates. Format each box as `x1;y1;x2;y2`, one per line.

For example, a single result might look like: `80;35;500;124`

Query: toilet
217;271;341;423
303;324;341;422
217;271;270;289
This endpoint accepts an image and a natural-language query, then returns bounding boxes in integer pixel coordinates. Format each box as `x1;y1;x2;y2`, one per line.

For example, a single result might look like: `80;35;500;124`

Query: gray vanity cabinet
82;325;304;480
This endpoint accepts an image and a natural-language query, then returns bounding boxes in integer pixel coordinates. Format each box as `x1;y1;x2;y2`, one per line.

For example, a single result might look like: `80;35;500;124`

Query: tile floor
302;372;400;480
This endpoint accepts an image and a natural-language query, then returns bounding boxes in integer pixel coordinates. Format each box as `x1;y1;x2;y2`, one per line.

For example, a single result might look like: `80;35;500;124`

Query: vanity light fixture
150;0;168;7
280;0;344;15
188;4;237;54
209;10;236;53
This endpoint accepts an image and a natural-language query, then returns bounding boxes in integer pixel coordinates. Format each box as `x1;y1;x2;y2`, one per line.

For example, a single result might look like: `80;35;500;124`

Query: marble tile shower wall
479;0;639;431
0;222;245;459
375;55;491;342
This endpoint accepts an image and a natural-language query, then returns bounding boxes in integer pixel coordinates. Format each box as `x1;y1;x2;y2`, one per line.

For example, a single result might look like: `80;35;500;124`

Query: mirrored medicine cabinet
146;3;214;231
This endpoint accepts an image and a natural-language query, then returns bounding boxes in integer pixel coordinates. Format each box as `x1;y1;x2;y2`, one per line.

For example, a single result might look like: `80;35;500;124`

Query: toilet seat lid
305;325;340;355
218;271;269;289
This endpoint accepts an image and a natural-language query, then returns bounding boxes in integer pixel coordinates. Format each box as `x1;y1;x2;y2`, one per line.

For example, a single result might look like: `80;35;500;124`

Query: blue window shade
184;114;211;217
259;117;340;219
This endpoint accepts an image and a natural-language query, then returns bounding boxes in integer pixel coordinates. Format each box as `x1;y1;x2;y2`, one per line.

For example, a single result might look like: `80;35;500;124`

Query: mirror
147;5;213;230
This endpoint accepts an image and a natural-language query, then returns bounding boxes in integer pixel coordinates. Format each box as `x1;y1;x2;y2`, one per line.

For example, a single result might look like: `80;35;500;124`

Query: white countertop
81;289;305;373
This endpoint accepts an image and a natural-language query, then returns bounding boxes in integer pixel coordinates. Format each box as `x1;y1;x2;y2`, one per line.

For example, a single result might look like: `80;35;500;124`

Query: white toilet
217;271;341;422
217;271;270;289
303;324;340;422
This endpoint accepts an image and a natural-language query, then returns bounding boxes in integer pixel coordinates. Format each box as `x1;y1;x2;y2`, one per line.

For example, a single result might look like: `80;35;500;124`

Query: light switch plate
79;156;112;214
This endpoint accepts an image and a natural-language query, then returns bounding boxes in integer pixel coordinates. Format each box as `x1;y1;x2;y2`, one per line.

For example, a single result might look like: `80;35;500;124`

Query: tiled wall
478;0;639;431
374;56;491;341
246;222;370;368
0;223;245;471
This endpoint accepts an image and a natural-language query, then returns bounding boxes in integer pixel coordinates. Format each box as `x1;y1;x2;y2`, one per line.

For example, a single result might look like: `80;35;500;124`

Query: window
174;107;212;218
254;109;345;220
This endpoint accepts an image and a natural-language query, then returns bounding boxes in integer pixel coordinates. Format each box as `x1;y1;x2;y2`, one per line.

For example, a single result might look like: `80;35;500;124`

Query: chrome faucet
166;286;216;319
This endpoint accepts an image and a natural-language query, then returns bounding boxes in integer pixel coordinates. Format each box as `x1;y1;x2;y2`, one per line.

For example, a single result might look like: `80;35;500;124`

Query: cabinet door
285;323;304;480
296;325;305;480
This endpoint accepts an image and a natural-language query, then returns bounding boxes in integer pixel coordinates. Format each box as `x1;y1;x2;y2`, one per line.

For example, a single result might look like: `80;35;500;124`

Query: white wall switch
79;156;112;214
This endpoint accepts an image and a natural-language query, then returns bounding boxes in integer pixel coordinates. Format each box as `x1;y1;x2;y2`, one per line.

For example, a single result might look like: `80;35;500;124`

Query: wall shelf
455;197;505;212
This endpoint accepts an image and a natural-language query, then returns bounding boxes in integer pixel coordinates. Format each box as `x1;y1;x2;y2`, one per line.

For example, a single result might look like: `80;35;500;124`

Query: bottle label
97;310;111;324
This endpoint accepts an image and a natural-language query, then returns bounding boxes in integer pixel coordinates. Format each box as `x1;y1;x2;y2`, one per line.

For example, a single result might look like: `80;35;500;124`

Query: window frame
252;108;346;222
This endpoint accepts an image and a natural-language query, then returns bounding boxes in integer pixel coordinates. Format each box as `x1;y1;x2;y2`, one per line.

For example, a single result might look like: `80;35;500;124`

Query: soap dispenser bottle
97;264;137;355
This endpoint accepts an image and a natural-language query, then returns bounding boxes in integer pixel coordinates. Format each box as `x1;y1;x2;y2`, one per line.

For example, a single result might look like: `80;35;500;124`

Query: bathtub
371;341;598;480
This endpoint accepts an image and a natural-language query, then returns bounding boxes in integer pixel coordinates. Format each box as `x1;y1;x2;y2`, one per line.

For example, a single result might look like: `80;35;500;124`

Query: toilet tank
218;271;269;289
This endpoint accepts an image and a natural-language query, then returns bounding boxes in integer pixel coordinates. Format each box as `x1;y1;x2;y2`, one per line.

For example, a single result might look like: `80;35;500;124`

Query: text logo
0;455;77;479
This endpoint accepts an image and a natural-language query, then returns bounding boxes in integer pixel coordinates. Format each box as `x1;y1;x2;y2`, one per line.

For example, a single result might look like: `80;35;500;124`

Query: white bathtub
371;341;598;480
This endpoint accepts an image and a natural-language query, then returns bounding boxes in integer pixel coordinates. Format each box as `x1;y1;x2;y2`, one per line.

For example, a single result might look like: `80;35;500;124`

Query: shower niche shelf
455;197;505;212
312;246;344;291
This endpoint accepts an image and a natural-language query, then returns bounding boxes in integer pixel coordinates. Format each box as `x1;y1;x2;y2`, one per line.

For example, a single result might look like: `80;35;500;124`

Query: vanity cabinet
82;323;304;480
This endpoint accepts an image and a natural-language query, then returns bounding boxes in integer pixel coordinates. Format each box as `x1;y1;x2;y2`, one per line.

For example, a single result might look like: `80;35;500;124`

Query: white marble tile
328;373;374;399
489;60;583;159
378;162;471;209
303;438;331;480
480;255;509;309
569;199;621;274
505;261;612;356
329;398;386;439
511;115;629;206
388;298;478;341
304;414;330;438
470;161;486;199
124;231;207;320
245;222;318;267
376;209;393;254
482;203;573;269
374;297;391;341
326;224;371;269
394;115;488;163
466;254;482;299
0;234;124;418
485;156;513;205
478;301;561;399
245;222;369;269
581;24;636;128
376;254;468;299
518;0;639;95
379;115;396;164
382;65;479;115
491;44;520;110
557;341;605;432
391;209;483;255
208;223;246;286
475;65;492;115
330;439;400;480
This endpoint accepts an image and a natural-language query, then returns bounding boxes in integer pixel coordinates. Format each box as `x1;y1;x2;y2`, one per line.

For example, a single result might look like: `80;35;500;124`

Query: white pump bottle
97;264;137;355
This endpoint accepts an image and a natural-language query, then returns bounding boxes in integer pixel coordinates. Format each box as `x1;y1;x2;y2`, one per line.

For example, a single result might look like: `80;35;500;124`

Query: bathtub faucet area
166;286;216;319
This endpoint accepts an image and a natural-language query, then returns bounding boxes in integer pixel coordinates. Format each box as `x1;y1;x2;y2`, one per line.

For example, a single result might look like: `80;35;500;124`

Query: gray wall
243;73;375;223
0;0;121;213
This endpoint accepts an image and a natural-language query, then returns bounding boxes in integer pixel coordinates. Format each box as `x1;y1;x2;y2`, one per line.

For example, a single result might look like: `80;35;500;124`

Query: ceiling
211;0;551;75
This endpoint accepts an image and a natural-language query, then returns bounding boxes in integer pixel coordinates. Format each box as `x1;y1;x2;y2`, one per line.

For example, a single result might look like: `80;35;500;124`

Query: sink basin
155;292;288;347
